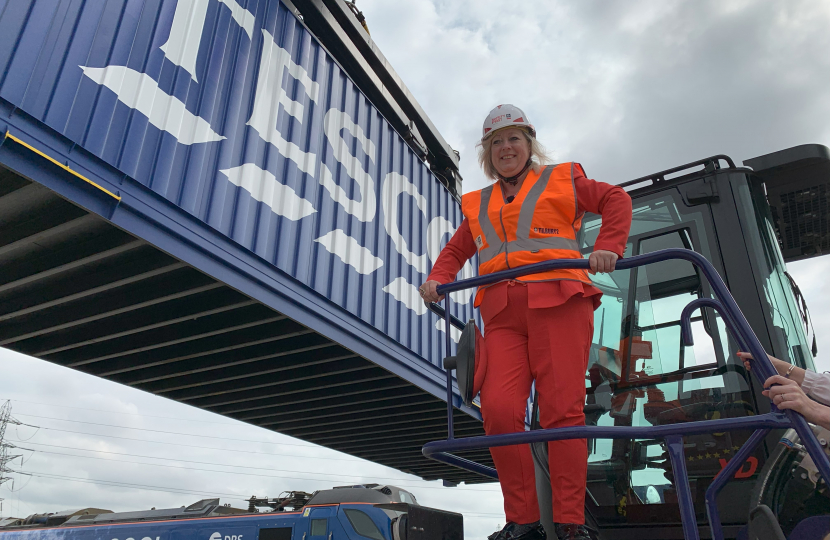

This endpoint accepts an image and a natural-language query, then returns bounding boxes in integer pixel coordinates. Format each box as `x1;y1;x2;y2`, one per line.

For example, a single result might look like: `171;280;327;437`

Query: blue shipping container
0;0;475;374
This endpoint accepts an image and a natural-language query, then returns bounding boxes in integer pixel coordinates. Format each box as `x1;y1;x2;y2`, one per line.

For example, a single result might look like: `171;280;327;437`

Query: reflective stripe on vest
461;163;591;306
477;166;581;263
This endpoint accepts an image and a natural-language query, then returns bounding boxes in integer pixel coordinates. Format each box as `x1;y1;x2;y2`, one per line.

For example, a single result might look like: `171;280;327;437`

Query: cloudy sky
2;1;830;538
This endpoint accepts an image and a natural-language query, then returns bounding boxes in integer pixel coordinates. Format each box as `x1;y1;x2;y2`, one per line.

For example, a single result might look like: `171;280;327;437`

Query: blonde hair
477;128;552;181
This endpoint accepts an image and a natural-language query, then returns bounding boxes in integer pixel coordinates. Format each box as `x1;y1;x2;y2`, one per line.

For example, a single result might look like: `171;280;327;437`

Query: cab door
573;183;758;535
305;506;339;540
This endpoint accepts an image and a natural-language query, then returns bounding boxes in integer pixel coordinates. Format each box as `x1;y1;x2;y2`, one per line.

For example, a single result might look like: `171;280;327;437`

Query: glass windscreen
738;177;814;369
579;188;757;525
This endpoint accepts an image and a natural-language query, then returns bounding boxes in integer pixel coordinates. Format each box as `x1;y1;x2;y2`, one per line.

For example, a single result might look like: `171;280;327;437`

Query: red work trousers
480;282;594;525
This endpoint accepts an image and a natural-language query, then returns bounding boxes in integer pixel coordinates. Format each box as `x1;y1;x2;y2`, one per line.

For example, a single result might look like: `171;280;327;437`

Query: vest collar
497;166;543;204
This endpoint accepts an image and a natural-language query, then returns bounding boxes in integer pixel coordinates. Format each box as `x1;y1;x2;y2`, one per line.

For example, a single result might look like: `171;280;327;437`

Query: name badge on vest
475;235;484;249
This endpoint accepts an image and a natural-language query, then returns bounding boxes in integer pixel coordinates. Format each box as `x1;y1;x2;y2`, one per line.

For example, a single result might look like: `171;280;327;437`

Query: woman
738;352;830;429
420;105;632;540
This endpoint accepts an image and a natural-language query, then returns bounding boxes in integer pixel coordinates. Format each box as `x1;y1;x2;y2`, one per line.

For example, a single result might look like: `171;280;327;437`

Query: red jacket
427;164;632;316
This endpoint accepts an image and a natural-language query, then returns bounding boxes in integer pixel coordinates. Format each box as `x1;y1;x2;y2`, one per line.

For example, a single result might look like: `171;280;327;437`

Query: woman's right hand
419;280;444;303
762;375;830;429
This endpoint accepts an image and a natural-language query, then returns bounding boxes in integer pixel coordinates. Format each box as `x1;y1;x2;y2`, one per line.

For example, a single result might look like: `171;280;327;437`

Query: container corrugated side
0;0;475;368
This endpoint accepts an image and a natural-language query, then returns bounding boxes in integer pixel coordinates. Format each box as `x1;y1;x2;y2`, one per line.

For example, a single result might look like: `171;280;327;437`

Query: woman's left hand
763;375;829;428
589;250;619;274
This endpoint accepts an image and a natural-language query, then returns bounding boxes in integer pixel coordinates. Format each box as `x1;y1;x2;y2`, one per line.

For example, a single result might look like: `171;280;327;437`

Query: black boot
488;521;547;540
553;523;595;540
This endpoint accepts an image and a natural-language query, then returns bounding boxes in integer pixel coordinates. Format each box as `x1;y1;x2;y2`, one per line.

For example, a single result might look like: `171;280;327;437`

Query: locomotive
0;484;462;540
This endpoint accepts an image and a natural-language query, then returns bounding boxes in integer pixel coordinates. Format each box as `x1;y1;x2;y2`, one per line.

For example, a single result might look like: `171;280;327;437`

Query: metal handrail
423;248;830;540
425;302;466;332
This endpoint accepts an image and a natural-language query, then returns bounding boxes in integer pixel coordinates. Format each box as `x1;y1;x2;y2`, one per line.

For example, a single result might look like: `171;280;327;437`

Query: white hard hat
482;104;536;141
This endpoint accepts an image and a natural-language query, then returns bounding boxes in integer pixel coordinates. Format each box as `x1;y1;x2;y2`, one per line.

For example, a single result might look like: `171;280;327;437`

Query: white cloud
362;0;830;191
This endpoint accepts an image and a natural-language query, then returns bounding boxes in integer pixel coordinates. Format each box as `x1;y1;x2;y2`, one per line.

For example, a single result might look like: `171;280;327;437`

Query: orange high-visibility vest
461;163;591;307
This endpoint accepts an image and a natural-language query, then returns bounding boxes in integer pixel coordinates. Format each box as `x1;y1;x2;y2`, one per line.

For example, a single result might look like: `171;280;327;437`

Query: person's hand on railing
737;351;804;384
419;280;445;303
763;375;830;429
589;250;619;274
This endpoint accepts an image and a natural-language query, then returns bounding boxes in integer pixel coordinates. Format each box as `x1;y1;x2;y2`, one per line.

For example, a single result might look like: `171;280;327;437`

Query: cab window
310;519;327;537
343;509;384;540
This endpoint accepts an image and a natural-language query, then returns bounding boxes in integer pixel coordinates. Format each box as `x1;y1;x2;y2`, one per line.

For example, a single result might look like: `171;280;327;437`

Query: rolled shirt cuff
802;370;830;407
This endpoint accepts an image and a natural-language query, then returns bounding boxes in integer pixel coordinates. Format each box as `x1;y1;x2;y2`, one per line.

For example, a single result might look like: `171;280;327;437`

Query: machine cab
534;145;830;539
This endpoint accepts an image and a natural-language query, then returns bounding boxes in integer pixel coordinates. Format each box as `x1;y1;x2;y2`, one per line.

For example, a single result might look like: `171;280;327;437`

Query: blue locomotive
0;484;462;540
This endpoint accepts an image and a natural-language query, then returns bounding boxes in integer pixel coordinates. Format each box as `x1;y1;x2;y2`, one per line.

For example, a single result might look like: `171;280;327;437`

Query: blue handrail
423;248;830;540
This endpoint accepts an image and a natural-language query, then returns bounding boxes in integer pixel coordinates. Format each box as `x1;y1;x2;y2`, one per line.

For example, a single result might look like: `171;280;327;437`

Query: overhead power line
12;425;366;460
12;423;500;491
8;412;501;499
28;447;416;483
18;446;498;493
10;422;498;493
22;441;366;465
13;413;318;447
18;470;250;501
3;398;239;426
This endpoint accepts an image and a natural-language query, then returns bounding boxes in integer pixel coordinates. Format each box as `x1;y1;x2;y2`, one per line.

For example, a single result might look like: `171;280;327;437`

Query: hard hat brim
481;124;536;142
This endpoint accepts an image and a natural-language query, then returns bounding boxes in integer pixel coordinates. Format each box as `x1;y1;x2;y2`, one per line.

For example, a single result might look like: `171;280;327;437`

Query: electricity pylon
0;401;22;516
